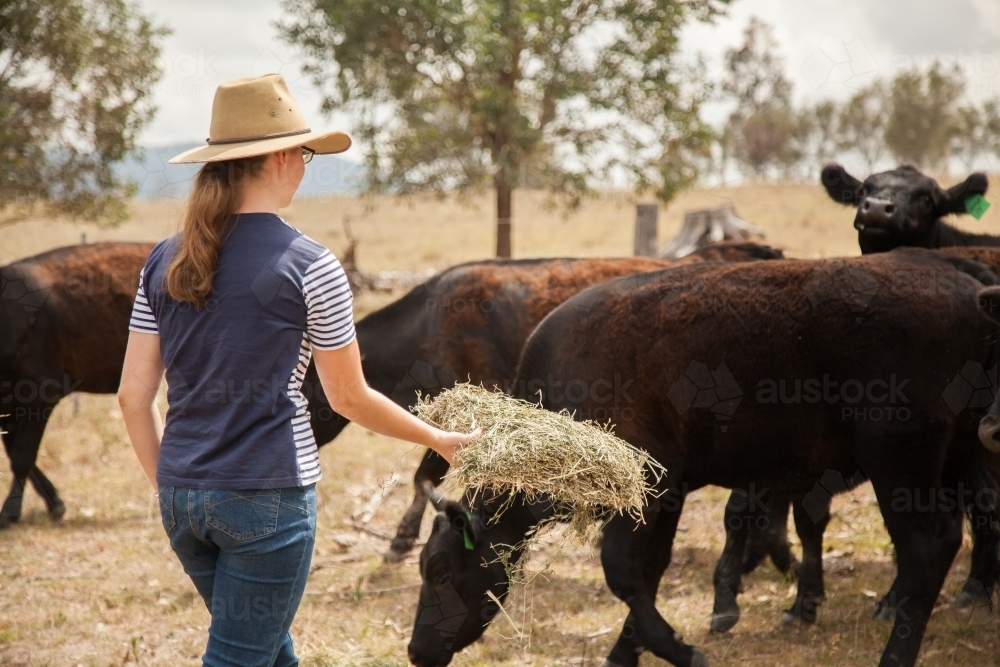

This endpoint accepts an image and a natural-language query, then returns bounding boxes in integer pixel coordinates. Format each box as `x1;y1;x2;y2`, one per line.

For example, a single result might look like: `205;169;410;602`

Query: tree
837;81;889;172
951;104;985;171
721;16;792;116
718;17;797;179
0;0;167;228
807;100;839;174
279;0;726;257
985;100;1000;168
738;106;799;177
883;62;964;170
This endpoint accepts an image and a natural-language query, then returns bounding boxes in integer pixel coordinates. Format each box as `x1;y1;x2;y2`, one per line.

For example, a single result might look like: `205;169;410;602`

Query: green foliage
721;16;792;117
716;18;999;180
279;0;726;211
718;17;799;178
836;82;888;171
883;63;965;169
0;0;168;227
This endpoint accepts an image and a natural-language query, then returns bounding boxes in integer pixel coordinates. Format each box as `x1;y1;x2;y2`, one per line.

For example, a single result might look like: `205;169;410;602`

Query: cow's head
976;287;1000;454
408;490;546;667
821;164;989;250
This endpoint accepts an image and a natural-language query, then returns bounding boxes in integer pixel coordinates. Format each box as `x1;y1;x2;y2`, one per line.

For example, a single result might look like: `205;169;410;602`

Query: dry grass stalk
412;383;666;537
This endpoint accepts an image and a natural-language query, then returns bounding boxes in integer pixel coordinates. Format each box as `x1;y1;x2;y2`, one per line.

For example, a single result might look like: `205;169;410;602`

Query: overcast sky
137;0;1000;162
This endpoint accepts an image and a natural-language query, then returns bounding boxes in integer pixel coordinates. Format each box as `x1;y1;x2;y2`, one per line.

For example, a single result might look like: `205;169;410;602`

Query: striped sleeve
128;268;159;334
303;251;355;350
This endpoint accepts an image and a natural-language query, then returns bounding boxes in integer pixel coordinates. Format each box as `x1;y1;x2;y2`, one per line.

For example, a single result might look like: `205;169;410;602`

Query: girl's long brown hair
166;156;268;308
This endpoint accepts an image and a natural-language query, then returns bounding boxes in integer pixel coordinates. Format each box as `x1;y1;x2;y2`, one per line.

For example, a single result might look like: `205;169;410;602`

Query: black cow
822;163;993;253
408;250;1000;667
709;165;1000;631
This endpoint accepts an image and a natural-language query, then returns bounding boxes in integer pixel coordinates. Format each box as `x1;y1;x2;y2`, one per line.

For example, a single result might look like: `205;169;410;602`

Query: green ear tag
462;511;474;550
966;194;991;220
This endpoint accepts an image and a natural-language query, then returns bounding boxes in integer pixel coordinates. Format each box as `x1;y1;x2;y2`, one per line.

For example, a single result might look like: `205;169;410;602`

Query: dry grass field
1;180;999;666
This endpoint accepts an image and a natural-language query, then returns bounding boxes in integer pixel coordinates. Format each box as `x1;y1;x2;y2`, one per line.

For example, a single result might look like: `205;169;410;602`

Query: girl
118;73;479;667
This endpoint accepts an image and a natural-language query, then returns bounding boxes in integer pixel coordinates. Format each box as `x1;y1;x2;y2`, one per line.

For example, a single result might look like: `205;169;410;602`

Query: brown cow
1;243;153;526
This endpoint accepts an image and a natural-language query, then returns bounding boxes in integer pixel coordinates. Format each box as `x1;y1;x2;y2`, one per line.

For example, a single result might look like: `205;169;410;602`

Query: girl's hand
433;427;482;465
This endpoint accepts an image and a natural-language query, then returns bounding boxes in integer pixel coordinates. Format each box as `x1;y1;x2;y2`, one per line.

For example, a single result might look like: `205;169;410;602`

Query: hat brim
168;130;351;164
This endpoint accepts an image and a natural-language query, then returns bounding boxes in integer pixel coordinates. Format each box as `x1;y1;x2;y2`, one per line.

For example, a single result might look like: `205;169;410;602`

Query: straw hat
169;73;351;164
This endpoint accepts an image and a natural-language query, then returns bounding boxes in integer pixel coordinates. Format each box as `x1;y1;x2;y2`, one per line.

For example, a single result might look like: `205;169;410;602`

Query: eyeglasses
301;146;315;164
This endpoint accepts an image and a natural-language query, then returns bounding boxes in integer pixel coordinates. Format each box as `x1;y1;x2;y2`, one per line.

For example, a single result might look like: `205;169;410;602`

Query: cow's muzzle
856;197;899;231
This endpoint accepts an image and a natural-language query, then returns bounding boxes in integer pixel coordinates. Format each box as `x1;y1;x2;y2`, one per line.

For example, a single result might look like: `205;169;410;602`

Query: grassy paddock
1;181;998;665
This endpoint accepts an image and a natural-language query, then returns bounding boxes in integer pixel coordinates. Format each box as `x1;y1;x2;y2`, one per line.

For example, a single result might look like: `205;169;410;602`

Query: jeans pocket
279;484;316;517
157;486;176;533
205;489;280;541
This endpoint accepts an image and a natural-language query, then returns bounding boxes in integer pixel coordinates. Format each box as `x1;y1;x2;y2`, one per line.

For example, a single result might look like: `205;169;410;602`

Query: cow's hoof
689;648;710;667
48;499;66;521
871;599;896;621
599;660;630;667
382;548;408;564
0;514;18;530
709;609;740;634
779;610;814;628
953;580;991;610
953;589;991;610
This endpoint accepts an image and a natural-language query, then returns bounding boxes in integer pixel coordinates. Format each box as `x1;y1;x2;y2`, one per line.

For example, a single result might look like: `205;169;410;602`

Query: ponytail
166;156;268;308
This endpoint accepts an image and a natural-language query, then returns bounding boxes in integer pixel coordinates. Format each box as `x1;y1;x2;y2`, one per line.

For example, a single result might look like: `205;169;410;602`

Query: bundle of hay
412;383;666;536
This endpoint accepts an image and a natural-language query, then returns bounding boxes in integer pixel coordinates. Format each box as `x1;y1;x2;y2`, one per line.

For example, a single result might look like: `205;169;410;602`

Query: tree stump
658;205;766;259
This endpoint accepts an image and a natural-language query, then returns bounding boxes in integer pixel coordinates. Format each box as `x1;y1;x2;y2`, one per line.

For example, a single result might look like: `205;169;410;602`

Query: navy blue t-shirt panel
142;213;325;489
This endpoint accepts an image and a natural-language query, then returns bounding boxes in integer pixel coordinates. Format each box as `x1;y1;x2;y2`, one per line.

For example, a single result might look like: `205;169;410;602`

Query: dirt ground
1;180;998;666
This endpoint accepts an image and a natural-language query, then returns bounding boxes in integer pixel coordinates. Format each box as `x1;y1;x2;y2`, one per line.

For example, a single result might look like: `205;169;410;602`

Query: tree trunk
495;166;512;258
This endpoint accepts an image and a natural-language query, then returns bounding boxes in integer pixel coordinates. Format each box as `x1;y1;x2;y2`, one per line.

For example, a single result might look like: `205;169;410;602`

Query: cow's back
517;251;994;490
1;243;154;393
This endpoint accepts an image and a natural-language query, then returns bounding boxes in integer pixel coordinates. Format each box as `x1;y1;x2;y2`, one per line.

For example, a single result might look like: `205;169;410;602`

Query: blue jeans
157;485;317;667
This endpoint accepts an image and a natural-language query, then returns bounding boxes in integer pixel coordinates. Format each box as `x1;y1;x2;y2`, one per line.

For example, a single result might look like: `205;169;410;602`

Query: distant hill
116;143;366;200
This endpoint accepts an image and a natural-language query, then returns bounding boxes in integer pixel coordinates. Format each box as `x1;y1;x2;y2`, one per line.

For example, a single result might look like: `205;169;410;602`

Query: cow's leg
602;490;707;667
762;497;797;574
385;450;450;562
954;482;1000;609
742;496;796;576
1;415;50;529
781;497;829;627
875;507;962;666
864;461;964;667
873;577;900;620
710;489;752;633
28;467;65;520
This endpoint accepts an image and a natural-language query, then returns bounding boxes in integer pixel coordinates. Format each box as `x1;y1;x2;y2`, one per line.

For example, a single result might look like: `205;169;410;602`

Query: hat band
206;127;312;146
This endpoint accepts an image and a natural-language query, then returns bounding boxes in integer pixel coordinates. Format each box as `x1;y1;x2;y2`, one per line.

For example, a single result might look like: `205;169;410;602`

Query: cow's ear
443;500;476;549
821;163;864;206
977;287;1000;326
941;172;989;215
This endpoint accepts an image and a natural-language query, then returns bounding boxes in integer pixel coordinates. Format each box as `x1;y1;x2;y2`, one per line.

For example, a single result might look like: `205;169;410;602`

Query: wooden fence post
634;204;659;256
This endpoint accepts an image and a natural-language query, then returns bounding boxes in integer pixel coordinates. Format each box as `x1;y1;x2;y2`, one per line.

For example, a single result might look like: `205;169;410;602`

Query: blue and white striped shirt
129;213;355;489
